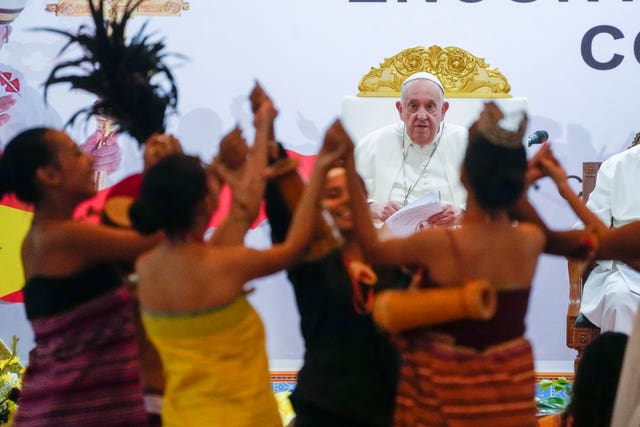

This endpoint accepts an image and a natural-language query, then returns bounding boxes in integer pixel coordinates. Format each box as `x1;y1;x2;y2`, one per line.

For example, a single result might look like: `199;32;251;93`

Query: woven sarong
13;286;147;426
142;296;282;427
394;334;537;427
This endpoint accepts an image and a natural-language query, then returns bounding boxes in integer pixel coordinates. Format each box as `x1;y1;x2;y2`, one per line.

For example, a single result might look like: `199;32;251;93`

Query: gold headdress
473;102;527;148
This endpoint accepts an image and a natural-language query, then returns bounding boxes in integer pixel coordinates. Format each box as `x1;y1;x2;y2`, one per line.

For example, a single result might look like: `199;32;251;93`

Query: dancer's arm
209;83;274;246
538;152;640;265
41;221;161;269
511;194;596;258
229;120;347;282
511;146;599;258
599;222;640;262
343;128;429;267
538;154;608;235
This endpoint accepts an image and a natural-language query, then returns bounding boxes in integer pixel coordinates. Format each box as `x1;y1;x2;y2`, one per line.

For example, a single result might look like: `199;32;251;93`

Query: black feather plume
39;0;179;145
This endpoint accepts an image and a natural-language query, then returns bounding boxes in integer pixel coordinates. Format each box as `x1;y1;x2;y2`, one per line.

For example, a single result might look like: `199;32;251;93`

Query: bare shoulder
408;227;450;256
197;245;255;303
44;220;122;243
514;221;546;250
422;226;451;244
30;220;87;251
46;221;145;255
134;247;156;275
199;244;256;276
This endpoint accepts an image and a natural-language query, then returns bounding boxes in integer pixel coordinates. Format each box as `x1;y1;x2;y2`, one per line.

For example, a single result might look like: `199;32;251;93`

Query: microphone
527;130;549;147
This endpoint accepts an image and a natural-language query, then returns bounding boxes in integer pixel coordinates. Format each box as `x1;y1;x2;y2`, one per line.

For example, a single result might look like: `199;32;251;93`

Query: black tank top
23;264;121;320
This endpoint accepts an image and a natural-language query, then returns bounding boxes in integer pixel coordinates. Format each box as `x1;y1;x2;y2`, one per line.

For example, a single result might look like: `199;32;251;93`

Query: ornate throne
566;162;602;371
341;45;527;142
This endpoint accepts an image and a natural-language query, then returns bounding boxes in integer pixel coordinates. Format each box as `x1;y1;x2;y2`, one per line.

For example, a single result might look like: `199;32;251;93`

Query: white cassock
580;144;640;334
354;121;468;210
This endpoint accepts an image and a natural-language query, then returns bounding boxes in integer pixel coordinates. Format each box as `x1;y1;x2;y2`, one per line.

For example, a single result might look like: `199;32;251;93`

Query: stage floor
269;370;574;400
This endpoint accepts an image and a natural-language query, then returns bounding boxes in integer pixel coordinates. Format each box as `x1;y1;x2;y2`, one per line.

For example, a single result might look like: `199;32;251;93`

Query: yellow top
142;296;281;427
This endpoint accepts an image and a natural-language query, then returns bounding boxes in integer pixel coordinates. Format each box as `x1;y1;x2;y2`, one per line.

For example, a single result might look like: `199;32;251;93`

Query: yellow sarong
142;296;281;427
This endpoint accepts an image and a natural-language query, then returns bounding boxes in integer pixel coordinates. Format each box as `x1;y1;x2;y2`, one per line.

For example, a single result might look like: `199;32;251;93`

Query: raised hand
209;84;277;225
533;145;609;237
254;98;278;132
218;126;249;170
211;157;263;225
143;133;183;171
213;128;264;224
538;151;568;185
317;119;351;170
250;82;277;142
80;129;121;174
249;82;270;114
525;142;552;187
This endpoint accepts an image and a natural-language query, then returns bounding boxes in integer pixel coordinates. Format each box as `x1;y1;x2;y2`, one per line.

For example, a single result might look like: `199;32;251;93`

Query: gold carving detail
45;0;189;17
358;45;511;98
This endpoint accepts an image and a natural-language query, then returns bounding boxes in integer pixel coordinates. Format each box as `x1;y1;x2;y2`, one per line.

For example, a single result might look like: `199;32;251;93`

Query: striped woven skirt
13;286;147;426
394;334;537;427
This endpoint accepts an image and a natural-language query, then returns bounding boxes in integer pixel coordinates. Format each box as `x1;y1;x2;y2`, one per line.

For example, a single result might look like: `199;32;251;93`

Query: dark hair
463;133;527;213
129;154;209;236
0;127;56;204
565;331;628;427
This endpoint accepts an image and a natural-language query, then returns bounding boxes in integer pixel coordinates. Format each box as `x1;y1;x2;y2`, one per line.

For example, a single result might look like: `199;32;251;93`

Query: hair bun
129;196;164;235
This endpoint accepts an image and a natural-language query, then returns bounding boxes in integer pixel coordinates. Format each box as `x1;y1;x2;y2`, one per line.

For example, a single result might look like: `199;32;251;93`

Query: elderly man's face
396;80;449;146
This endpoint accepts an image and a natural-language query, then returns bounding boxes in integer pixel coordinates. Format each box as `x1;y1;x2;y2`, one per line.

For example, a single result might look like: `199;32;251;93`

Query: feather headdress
40;0;179;145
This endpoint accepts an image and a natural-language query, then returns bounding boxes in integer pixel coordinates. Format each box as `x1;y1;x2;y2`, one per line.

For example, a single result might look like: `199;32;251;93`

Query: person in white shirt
355;72;468;225
579;143;640;334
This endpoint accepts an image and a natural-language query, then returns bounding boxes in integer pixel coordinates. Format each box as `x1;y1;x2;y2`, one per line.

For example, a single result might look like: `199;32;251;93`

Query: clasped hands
210;83;351;224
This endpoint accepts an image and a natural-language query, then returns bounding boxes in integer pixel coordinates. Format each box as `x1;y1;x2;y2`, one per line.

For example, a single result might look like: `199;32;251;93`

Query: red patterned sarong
395;334;537;427
13;287;147;426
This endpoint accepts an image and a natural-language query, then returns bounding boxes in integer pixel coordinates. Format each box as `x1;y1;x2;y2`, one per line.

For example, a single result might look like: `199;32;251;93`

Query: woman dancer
265;162;411;427
343;102;545;427
129;103;347;427
0;128;160;426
